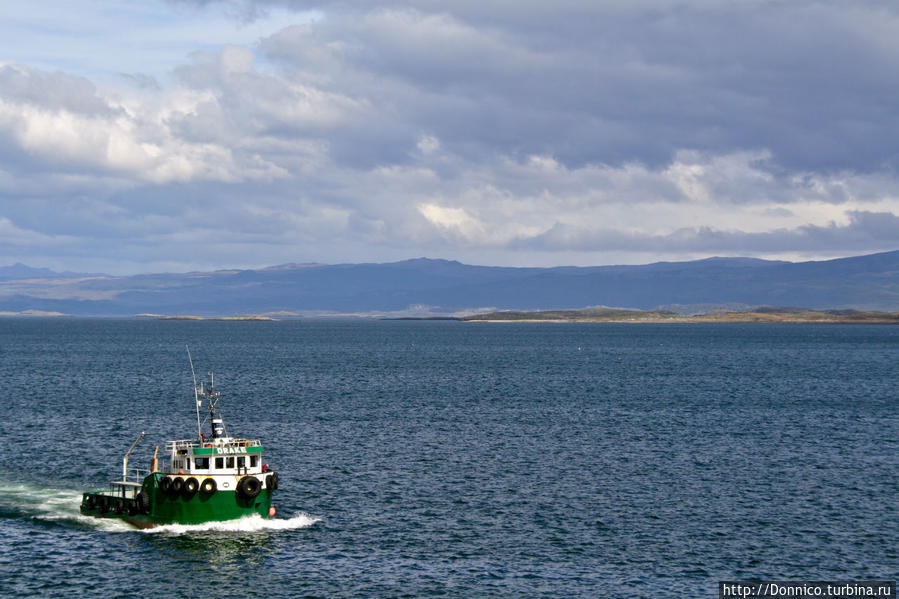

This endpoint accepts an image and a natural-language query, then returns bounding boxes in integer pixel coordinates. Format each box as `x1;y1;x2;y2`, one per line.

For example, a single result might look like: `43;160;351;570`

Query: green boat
80;364;279;528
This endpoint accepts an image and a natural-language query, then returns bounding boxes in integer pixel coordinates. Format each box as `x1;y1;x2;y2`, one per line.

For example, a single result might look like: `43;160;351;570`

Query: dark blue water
0;319;895;597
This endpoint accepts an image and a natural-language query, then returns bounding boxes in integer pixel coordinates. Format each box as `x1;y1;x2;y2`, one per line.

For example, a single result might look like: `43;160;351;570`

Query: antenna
187;345;202;442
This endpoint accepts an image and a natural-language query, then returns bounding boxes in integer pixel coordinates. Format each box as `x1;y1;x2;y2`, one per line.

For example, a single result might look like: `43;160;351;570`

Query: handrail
166;438;261;452
123;467;149;484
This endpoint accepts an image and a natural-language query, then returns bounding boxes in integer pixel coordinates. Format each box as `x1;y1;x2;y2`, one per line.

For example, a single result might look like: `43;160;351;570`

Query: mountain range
1;250;898;316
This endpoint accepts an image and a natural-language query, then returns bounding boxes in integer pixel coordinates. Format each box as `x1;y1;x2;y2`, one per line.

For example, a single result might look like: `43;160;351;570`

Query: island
136;314;276;321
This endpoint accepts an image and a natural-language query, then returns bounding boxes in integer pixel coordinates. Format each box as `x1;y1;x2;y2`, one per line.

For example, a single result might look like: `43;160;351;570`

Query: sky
2;0;899;274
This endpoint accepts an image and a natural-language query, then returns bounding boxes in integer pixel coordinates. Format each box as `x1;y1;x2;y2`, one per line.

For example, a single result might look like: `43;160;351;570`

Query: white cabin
166;437;266;477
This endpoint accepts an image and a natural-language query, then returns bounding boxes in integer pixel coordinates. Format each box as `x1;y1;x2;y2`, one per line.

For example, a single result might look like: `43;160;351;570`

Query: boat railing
117;467;149;485
166;438;262;453
107;468;149;498
167;439;201;452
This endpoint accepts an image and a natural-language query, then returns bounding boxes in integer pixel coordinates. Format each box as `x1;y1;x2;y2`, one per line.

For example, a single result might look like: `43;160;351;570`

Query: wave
141;513;321;535
0;480;320;534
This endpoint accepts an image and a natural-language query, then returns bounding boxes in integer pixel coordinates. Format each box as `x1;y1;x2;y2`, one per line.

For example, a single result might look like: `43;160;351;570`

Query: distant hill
0;250;898;316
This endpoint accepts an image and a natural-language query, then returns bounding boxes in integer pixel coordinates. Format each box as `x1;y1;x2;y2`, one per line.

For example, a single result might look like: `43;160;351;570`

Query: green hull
80;473;273;527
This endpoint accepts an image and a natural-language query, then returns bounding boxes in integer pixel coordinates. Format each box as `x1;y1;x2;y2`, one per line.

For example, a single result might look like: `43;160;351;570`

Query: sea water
0;318;895;597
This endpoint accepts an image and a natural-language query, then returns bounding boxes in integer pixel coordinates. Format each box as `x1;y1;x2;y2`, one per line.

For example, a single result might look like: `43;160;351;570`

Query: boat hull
80;472;274;527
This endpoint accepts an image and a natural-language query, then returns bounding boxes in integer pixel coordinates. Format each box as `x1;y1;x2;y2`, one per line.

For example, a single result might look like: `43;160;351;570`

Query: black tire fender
159;476;172;494
237;476;261;499
135;491;150;513
200;478;217;494
171;477;184;494
183;477;199;497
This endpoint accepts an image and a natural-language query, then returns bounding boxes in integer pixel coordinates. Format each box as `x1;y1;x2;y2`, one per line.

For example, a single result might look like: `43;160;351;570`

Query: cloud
1;1;899;272
418;202;484;240
0;217;54;244
0;62;288;184
248;1;899;172
514;211;899;255
0;65;111;115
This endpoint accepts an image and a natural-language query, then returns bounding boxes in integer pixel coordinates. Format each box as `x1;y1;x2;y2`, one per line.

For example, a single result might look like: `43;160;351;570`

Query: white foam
25;483;150;531
141;512;321;535
0;481;133;531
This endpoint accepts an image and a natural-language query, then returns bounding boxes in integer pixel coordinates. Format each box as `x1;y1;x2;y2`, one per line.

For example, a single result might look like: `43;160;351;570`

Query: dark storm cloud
187;0;899;172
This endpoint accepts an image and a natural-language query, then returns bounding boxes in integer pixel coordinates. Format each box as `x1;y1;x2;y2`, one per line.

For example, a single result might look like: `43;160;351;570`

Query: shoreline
142;315;276;321
460;308;899;324
464;318;899;324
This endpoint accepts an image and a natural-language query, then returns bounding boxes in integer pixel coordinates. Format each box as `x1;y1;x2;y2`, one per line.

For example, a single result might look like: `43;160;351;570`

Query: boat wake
141;513;321;535
0;480;132;531
0;480;320;534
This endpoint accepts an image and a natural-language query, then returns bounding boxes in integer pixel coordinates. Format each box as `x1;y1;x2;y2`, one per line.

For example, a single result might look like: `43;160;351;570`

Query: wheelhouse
166;438;266;476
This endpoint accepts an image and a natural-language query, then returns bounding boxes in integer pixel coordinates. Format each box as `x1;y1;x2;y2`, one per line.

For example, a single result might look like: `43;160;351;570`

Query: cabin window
226;457;235;468
185;458;191;470
195;457;209;469
250;456;258;467
215;457;224;469
237;457;245;469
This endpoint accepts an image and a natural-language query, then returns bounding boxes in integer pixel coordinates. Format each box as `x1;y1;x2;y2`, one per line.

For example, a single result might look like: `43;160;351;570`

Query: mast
187;346;202;442
203;372;224;439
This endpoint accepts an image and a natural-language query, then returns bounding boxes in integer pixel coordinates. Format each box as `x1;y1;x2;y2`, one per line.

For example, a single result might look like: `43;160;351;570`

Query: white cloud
0;63;290;184
416;135;440;155
417;202;484;240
